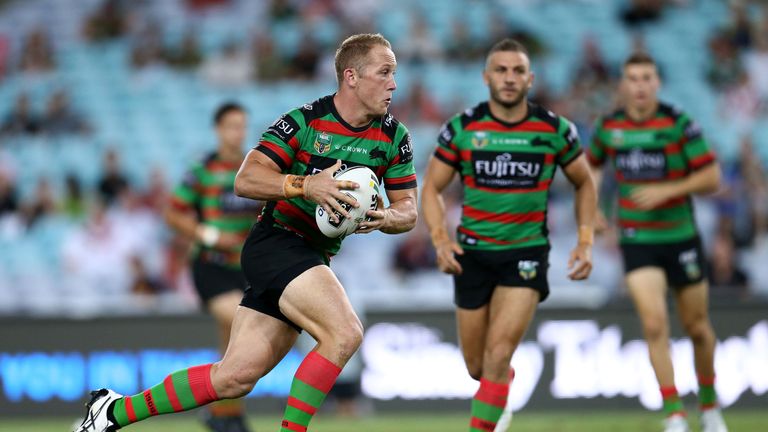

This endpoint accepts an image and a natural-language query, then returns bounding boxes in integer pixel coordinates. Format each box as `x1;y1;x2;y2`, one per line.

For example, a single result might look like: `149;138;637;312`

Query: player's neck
625;100;659;123
488;99;528;124
217;146;242;163
333;92;374;128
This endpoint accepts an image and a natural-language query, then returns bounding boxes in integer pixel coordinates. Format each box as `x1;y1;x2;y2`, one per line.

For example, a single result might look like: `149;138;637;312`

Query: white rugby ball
315;166;380;238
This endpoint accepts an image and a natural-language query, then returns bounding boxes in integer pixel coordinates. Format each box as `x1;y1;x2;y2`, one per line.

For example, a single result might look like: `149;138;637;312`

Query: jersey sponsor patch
471;151;544;189
397;134;413;164
438;123;456;146
266;114;300;143
615;148;667;180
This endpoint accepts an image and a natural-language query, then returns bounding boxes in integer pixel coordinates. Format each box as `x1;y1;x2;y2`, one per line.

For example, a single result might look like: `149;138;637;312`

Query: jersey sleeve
433;119;461;170
587;119;607;167
254;110;303;172
556;118;583;167
679;115;716;171
383;128;418;190
170;166;201;211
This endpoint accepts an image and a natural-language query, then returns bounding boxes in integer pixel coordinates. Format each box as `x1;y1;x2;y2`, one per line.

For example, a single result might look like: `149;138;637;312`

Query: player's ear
343;67;358;88
482;68;490;86
528;71;535;90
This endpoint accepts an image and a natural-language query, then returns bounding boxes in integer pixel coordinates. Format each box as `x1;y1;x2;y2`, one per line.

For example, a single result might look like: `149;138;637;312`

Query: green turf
3;410;766;432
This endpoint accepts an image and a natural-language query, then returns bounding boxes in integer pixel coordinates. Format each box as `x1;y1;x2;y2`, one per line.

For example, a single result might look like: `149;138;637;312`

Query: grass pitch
1;410;765;432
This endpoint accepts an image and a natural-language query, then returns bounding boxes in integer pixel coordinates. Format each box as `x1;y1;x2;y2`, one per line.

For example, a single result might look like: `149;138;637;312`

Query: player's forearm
421;186;451;245
573;175;597;240
235;164;296;201
380;196;417;234
667;163;721;197
164;208;218;245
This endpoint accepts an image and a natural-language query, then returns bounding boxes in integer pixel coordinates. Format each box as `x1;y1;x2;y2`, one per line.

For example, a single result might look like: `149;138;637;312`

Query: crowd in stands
1;0;768;315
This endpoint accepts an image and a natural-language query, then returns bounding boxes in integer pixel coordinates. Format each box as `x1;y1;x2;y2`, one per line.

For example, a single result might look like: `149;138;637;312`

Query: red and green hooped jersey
434;101;582;251
587;102;716;244
255;94;417;255
170;152;262;268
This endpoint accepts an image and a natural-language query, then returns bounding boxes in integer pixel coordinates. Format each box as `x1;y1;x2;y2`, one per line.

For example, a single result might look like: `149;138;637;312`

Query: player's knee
641;317;667;341
214;366;259;398
684;318;713;343
333;320;364;361
483;343;514;371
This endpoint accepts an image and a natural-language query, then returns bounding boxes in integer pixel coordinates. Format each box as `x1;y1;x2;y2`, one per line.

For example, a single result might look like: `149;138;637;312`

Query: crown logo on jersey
611;129;624;146
314;131;332;154
471;131;489;148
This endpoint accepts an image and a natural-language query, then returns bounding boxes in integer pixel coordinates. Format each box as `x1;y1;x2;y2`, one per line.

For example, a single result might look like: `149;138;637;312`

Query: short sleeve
556;119;583;167
383;130;418;190
587;120;607;167
254;111;303;171
680;116;716;171
170;167;200;211
433;121;461;170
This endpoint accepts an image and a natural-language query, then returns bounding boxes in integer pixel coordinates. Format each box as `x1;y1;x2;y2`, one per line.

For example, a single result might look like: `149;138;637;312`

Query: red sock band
660;386;679;399
188;364;218;405
475;378;509;408
698;375;716;386
294;351;342;394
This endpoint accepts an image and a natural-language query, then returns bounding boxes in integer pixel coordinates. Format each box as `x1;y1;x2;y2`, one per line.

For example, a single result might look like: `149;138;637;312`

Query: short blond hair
334;33;392;84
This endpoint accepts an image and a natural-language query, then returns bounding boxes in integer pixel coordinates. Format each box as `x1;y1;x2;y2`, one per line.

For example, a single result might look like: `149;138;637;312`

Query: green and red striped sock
110;363;219;427
660;386;686;418
280;351;341;432
469;378;509;432
698;375;717;411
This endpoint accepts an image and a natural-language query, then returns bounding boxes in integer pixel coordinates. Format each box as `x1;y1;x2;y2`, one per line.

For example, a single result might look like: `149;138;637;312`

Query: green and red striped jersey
170;152;262;268
434;102;582;251
588;102;716;244
255;94;417;255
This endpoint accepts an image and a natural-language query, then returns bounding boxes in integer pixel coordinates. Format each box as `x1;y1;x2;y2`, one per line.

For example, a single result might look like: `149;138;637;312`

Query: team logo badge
314;132;332;154
611;129;624;146
679;249;701;280
518;260;539;280
471;131;489;149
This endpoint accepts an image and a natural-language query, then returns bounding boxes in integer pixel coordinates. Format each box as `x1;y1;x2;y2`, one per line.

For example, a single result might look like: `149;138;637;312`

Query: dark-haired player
421;38;596;432
164;102;260;432
588;52;727;432
75;33;417;432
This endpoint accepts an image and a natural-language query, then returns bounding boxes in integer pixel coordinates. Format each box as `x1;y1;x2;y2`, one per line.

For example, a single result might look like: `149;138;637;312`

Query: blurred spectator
707;32;745;91
621;0;666;26
97;149;130;206
445;20;484;63
0;169;18;216
200;40;252;87
19;27;55;73
719;71;761;127
140;167;169;214
393;222;437;274
61;199;137;296
82;0;128;42
20;177;56;228
166;30;203;70
269;0;298;21
391;80;443;125
398;13;443;65
41;90;91;135
186;0;231;10
485;14;545;57
0;93;41;135
252;34;286;82
726;2;754;50
129;255;166;295
574;36;612;85
60;173;87;221
288;34;321;80
129;20;165;70
744;32;768;100
708;218;749;293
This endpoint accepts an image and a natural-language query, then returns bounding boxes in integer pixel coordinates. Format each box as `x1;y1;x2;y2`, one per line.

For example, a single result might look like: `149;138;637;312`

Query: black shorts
191;258;247;305
239;222;326;332
620;237;706;288
453;246;550;309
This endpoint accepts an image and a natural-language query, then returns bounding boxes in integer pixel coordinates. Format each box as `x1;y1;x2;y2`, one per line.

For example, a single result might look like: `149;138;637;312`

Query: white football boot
73;389;123;432
700;408;728;432
663;414;691;432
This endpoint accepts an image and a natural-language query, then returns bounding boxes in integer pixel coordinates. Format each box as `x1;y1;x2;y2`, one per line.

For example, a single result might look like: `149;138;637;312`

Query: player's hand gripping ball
315;166;379;238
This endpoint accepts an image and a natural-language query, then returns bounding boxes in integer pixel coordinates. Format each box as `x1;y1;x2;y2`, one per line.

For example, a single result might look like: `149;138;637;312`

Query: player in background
74;33;417;432
421;39;596;432
164;102;259;432
588;52;727;432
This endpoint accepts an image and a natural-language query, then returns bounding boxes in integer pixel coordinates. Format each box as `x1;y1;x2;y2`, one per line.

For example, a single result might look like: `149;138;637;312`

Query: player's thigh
278;265;363;347
625;267;670;328
456;305;490;371
208;290;245;326
673;280;710;330
486;286;540;351
214;306;299;390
